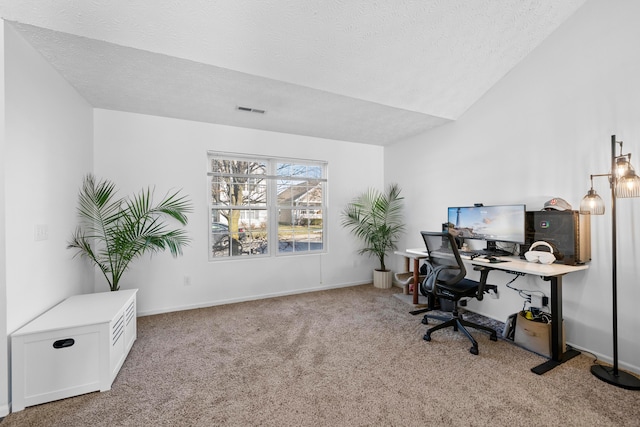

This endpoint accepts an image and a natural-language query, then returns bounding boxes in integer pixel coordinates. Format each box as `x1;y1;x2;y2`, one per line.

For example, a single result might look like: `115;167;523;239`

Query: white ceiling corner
1;0;587;145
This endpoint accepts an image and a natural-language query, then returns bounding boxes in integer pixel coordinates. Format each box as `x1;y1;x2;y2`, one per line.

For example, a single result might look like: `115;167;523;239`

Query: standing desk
400;249;588;375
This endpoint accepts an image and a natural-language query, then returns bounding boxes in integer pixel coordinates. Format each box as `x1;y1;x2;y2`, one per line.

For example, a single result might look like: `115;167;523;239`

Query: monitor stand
485;241;512;256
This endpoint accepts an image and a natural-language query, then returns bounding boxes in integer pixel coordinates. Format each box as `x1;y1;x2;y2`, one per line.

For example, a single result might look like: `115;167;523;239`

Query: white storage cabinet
11;289;137;412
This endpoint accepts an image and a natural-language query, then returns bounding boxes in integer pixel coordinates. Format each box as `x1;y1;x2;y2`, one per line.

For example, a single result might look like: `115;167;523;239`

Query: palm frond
67;227;116;289
68;174;192;291
154;190;193;225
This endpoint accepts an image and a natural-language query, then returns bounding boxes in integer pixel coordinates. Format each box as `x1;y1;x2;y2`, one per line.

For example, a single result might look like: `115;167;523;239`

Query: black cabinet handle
53;338;75;349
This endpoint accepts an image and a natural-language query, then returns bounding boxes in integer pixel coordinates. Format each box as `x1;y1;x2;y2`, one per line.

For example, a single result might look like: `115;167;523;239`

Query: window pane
277;163;292;177
306;165;322;179
277;162;320;179
278;209;323;253
298;184;322;206
211;158;267;176
210;176;267;208
244;179;267;206
242;219;269;255
210;159;267;208
277;181;323;207
291;185;310;206
210;177;228;205
277;181;293;206
210;209;268;258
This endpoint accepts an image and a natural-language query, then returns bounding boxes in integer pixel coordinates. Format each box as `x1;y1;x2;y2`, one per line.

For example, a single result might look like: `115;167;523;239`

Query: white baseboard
566;342;640;376
137;280;369;317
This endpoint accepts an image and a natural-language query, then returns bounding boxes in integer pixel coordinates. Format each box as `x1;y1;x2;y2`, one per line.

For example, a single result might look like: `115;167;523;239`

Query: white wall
93;109;384;315
0;20;8;418
4;23;95;333
2;22;95;412
386;0;640;374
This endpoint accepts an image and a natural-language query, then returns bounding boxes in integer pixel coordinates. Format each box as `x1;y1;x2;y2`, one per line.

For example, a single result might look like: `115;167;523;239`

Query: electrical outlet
531;294;544;307
34;224;49;241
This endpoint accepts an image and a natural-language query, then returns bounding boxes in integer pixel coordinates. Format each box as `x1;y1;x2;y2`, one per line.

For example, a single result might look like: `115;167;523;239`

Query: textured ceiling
0;0;587;145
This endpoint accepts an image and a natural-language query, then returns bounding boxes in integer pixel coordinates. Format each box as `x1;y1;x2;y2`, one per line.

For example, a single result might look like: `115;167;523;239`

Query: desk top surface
401;249;588;277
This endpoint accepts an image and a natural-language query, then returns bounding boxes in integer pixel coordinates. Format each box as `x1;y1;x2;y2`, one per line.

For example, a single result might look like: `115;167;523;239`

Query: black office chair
419;231;498;355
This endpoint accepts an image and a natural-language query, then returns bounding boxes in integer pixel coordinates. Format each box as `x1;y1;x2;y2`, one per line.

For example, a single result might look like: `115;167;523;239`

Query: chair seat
435;278;480;300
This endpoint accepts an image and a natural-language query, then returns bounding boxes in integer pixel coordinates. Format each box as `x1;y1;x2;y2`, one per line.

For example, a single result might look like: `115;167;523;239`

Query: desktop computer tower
521;210;591;265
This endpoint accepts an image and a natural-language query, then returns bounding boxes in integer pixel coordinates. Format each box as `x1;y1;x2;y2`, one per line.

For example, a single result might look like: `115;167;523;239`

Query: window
207;152;327;259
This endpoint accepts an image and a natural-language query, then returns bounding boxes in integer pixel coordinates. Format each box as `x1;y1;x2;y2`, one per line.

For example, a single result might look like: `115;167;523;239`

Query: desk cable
503;272;549;314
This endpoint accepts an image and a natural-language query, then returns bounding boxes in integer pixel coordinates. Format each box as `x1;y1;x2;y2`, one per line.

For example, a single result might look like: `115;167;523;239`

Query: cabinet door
22;328;101;407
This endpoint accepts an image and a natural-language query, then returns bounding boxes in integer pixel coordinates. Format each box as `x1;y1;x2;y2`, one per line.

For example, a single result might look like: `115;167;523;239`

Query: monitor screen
447;204;526;244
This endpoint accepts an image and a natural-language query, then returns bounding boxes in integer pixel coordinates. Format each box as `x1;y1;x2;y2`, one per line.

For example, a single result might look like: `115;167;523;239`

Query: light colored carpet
3;285;638;426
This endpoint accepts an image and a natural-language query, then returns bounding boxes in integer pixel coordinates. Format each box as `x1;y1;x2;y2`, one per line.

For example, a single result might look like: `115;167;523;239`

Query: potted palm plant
68;174;192;291
341;183;405;288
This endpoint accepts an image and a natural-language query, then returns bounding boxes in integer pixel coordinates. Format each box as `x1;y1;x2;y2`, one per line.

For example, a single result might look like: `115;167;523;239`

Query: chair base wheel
470;346;479;355
421;317;428;325
490;334;497;342
423;333;431;341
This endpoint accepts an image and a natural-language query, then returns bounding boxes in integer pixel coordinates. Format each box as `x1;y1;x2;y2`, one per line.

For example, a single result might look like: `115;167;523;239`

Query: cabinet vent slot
112;314;125;346
126;301;135;325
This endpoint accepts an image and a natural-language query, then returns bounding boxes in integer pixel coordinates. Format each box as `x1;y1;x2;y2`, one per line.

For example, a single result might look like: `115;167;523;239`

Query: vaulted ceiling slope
1;1;586;145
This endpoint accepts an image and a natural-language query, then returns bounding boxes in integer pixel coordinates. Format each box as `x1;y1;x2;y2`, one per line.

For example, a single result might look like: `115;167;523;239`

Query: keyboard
434;248;483;259
460;250;480;258
433;248;510;261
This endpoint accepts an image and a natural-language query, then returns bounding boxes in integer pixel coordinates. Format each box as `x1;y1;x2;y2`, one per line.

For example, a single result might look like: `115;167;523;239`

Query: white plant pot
373;269;393;289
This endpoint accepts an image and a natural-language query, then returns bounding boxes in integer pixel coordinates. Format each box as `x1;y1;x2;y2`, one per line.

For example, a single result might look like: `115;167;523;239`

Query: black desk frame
528;273;581;374
401;250;587;375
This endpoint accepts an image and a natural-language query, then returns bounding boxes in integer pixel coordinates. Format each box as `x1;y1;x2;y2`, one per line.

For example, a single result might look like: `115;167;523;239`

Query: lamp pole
609;135;619;377
589;135;640;390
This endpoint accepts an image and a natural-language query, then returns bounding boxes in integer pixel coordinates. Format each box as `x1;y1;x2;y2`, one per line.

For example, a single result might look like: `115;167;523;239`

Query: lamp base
591;364;640;390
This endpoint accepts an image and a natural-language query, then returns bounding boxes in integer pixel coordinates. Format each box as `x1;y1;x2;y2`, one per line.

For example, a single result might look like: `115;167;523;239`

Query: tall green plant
68;174;193;291
341;183;405;271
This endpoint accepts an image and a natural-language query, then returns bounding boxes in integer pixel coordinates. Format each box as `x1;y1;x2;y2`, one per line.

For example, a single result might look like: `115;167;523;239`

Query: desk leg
412;258;420;305
531;274;580;375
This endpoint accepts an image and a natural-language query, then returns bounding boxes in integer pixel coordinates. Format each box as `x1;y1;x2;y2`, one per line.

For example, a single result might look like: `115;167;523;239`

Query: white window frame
207;151;327;260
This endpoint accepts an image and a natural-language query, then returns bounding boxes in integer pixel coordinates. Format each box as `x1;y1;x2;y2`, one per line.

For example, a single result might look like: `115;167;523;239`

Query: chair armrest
472;265;494;272
473;266;493;301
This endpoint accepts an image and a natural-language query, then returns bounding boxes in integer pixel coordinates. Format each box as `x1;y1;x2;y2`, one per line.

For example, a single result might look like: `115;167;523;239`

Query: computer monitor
446;204;526;247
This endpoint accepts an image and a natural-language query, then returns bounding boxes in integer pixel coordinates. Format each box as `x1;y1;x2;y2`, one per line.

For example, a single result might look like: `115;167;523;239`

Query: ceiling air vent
237;106;266;114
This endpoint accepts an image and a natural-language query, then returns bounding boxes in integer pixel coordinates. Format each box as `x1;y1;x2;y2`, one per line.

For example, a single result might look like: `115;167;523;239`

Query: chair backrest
420;231;467;285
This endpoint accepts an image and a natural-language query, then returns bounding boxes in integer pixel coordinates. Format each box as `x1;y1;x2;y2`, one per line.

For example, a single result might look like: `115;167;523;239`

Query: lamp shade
615;155;632;179
615;169;640;198
580;189;605;214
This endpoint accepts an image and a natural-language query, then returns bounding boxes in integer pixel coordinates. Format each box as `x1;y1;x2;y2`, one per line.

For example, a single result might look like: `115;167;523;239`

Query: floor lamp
579;134;640;390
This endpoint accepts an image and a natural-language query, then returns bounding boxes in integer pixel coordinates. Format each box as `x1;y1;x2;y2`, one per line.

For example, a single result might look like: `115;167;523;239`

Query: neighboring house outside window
207;152;327;260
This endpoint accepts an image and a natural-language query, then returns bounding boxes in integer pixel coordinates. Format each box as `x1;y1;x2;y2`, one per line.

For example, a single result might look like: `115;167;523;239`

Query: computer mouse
486;256;499;263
